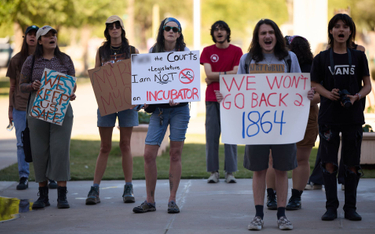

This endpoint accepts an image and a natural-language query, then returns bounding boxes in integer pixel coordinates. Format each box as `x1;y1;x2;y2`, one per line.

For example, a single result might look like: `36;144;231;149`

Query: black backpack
244;52;291;74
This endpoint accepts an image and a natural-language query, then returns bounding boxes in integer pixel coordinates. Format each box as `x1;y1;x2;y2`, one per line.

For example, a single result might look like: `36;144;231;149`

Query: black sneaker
16;177;29;190
266;189;277;210
122;184;135;203
345;210;362;221
167;201;180;213
48;180;58;189
321;208;337;221
86;186;100;205
133;201;156;213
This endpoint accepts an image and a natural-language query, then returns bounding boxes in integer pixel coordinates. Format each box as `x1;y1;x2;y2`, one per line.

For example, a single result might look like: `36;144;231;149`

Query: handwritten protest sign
30;68;76;126
88;59;134;116
220;73;311;145
131;50;200;104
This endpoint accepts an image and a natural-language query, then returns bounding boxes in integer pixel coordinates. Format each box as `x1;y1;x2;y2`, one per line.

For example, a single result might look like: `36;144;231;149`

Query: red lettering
56;75;66;91
251;93;258;108
58;94;70;105
283;76;291;88
267;93;276;107
246;76;256;90
192;88;199;99
222;94;231;109
266;75;282;90
259;93;268;107
234;93;245;109
40;100;49;108
44;71;59;87
279;93;288;107
222;76;245;92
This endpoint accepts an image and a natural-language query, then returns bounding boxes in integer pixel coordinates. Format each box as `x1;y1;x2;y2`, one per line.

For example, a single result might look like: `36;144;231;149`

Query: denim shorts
243;144;297;171
145;105;190;146
97;108;139;127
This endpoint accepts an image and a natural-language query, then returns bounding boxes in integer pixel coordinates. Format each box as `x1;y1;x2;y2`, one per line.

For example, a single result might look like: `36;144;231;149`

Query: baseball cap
105;15;124;30
36;25;57;40
25;25;39;35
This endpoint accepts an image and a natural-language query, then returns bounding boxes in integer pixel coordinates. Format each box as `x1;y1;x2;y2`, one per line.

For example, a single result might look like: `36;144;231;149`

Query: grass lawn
1;133;374;182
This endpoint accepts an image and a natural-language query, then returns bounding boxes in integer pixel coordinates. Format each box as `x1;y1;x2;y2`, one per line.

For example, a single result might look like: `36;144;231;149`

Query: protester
200;20;243;184
85;15;139;205
216;19;314;230
133;17;190;214
311;13;371;221
266;35;319;210
6;25;38;190
19;25;77;209
307;18;366;191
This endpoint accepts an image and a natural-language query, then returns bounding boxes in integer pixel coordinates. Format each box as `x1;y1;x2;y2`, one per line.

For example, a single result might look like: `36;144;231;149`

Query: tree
201;0;289;46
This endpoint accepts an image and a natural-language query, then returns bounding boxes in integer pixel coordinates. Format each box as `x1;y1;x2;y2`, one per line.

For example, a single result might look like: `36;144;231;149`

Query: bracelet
219;72;221;76
224;71;227;75
355;93;362;100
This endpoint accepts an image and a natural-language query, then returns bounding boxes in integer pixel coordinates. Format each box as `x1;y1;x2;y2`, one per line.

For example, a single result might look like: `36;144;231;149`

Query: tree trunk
80;25;91;77
13;22;23;53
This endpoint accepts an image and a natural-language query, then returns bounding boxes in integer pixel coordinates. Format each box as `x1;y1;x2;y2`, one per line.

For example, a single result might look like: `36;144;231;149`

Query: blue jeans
13;108;29;178
146;105;190;146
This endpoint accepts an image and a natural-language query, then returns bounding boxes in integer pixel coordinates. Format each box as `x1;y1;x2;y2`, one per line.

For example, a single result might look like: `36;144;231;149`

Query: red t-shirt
200;44;243;101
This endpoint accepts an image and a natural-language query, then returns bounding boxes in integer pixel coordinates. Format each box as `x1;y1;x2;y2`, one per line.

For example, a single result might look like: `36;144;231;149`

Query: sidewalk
0;179;375;233
1;83;375;233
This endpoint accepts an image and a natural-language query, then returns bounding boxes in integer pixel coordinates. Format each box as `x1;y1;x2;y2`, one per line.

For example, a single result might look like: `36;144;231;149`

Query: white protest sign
30;68;76;126
220;73;310;145
131;50;200;104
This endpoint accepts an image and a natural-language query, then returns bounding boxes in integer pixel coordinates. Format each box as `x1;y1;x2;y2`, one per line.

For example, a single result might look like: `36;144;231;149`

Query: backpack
244;52;291;74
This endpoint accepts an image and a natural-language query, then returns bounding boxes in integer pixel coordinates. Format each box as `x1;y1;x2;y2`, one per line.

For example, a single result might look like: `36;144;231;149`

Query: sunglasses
163;26;180;33
107;22;121;30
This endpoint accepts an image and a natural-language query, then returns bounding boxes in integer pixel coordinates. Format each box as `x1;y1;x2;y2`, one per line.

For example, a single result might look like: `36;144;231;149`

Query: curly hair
210;20;231;43
289;36;313;65
153;18;186;52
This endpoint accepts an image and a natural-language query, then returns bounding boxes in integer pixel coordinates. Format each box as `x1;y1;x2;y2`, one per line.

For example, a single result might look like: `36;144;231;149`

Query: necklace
265;56;273;68
110;45;122;60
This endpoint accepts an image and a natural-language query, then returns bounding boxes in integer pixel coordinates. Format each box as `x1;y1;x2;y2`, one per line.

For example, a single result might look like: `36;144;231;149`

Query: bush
138;111;151;124
363;124;374;132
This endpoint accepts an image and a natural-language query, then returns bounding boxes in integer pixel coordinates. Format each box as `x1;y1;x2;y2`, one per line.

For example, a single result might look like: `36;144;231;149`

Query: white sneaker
207;172;219;183
248;216;264;230
225;173;237;183
304;182;322;190
277;216;293;230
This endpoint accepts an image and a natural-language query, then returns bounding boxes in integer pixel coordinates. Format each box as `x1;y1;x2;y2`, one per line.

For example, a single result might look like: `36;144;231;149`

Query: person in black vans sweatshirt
311;13;371;221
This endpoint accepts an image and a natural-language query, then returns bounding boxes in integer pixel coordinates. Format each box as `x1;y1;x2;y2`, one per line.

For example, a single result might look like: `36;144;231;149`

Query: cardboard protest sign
220;73;311;145
30;68;76;126
131;50;200;104
88;59;134;116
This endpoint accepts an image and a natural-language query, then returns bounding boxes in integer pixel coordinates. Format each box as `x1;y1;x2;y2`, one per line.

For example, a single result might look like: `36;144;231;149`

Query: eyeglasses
163;26;180;33
107;22;121;30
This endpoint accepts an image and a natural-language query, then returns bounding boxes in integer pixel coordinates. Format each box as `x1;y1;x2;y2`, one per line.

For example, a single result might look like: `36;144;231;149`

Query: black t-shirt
311;49;369;125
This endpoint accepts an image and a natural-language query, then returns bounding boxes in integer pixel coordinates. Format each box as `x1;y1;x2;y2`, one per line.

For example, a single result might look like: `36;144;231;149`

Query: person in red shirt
200;21;243;184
